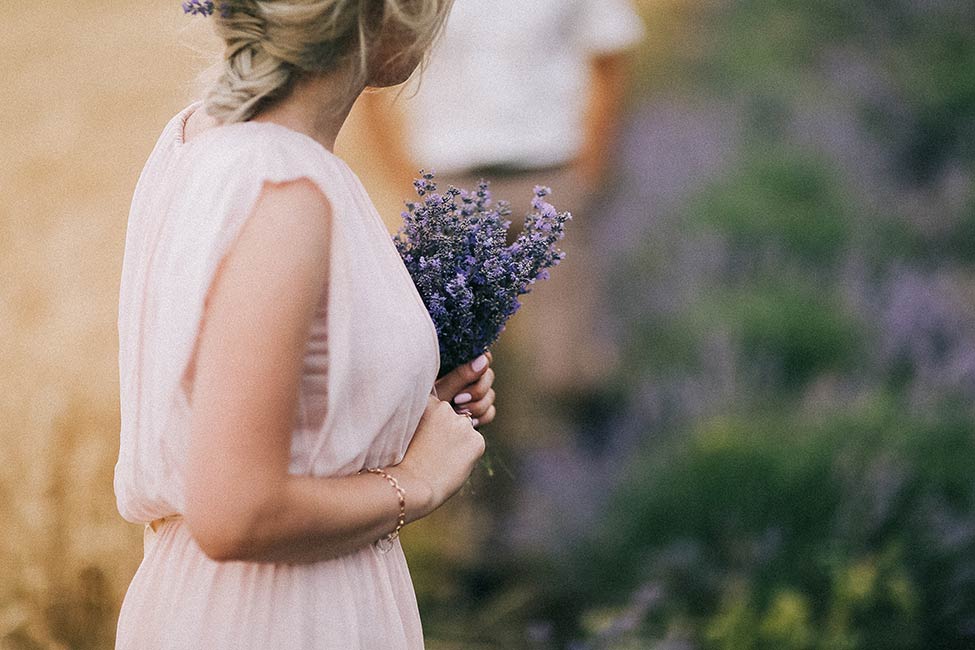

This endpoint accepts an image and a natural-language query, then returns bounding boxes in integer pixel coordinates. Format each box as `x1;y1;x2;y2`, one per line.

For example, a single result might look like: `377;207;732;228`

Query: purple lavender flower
181;0;215;16
394;171;571;377
182;1;234;19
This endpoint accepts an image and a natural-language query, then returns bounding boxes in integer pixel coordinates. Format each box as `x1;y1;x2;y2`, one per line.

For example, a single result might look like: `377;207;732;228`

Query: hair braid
204;3;297;123
200;0;454;124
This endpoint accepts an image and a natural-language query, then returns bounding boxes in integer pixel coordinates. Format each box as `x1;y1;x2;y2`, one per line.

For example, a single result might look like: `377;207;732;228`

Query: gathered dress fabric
114;100;440;649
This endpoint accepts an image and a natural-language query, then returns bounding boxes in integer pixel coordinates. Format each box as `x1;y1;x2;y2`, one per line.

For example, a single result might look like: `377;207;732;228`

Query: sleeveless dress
114;99;440;649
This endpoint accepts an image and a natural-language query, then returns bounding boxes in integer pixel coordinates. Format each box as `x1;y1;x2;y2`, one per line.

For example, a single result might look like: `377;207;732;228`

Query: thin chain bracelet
358;467;407;552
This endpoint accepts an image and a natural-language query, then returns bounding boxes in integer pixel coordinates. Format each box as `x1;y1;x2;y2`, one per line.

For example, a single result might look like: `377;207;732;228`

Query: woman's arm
183;178;484;564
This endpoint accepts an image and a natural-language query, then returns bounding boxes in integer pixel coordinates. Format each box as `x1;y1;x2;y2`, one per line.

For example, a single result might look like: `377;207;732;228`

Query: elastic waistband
147;514;184;533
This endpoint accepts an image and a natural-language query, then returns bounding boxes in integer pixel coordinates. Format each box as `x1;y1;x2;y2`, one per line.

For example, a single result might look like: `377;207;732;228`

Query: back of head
204;0;453;124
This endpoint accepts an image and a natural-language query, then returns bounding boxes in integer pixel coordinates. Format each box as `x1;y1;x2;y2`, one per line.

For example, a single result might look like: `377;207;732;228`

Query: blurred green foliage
559;402;973;649
689;145;851;266
727;279;863;389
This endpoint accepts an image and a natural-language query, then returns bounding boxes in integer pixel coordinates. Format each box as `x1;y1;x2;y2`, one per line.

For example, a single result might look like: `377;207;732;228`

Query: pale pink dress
114;99;440;649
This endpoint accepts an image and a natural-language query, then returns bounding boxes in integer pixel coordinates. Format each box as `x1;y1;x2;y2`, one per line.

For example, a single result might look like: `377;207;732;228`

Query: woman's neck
250;71;365;152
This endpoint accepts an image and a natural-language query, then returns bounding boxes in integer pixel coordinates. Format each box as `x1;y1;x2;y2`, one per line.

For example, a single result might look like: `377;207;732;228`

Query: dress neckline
174;99;346;170
174;99;203;146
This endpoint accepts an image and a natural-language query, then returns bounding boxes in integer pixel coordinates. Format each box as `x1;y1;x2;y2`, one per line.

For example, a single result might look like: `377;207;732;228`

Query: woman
113;1;495;647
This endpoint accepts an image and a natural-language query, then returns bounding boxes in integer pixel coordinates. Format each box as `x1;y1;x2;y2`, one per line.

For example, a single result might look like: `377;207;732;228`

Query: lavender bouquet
393;172;571;378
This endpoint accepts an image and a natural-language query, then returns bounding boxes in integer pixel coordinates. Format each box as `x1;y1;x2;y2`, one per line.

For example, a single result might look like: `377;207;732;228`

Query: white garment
402;0;645;175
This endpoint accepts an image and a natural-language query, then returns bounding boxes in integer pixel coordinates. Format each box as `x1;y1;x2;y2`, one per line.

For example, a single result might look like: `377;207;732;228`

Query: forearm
576;52;634;186
227;466;434;565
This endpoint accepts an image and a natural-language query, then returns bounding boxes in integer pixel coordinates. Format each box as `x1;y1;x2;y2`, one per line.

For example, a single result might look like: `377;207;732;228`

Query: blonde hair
203;0;453;123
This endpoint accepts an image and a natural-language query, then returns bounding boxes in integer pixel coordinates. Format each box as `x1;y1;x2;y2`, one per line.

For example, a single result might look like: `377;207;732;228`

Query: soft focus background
3;1;975;648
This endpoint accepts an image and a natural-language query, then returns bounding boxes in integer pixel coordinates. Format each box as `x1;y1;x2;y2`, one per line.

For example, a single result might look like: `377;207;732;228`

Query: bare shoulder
200;176;334;327
253;176;332;225
235;177;333;281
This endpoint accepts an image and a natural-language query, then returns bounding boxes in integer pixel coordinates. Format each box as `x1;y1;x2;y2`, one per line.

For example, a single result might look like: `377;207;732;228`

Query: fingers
451;367;494;407
474;404;496;427
459;388;495;423
434;350;492;400
430;350;497;427
455;408;477;428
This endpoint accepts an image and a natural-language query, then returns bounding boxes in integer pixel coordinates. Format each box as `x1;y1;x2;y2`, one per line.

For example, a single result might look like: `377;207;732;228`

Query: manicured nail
454;392;472;405
471;354;488;372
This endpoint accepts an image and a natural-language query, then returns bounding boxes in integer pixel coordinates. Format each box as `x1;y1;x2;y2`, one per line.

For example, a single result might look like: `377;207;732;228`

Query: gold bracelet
358;467;406;551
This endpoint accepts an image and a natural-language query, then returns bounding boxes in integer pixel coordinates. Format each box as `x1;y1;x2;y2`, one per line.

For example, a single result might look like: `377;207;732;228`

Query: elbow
188;524;242;563
186;511;243;561
184;481;284;563
184;500;248;562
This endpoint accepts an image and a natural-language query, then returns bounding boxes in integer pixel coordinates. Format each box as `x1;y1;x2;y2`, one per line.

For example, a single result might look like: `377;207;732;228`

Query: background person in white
365;0;645;444
398;0;646;188
368;0;646;194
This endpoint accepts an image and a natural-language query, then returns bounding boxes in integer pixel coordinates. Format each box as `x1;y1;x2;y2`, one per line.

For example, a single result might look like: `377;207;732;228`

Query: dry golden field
0;3;425;647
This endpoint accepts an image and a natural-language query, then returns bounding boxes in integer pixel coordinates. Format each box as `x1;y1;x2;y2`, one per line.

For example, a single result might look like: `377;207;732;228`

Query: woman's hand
387;352;497;520
393;393;486;518
433;351;497;427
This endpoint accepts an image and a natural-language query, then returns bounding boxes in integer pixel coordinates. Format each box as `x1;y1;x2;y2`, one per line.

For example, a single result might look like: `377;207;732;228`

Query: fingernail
472;418;479;426
471;354;488;372
454;392;472;405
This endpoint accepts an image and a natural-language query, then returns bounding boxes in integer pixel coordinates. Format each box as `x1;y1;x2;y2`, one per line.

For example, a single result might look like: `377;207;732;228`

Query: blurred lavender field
405;1;975;648
2;1;973;649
